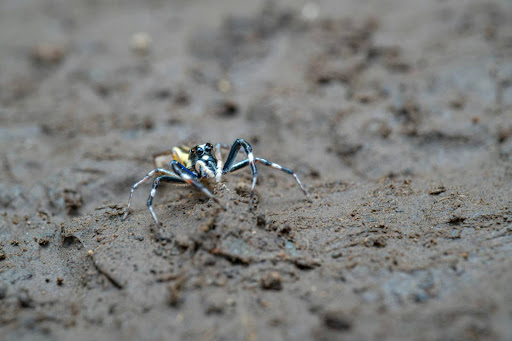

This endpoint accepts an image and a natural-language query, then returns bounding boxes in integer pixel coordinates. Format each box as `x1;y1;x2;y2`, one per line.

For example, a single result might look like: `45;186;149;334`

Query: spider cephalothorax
188;143;218;178
122;138;310;229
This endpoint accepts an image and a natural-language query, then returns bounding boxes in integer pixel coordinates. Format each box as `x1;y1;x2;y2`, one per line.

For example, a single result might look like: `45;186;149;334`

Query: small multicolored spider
122;138;310;226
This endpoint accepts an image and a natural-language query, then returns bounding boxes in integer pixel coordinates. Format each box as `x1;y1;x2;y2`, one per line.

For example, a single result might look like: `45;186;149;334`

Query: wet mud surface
1;0;512;340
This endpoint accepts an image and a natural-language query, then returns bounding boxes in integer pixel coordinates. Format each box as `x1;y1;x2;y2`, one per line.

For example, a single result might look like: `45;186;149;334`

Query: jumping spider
122;138;310;227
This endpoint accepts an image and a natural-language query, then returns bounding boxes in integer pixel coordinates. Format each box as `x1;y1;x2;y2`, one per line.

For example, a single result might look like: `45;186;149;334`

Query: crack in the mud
90;255;125;289
61;227;125;289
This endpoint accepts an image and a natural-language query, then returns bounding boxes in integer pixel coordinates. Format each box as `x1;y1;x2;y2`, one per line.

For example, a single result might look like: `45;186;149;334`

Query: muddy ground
1;0;512;340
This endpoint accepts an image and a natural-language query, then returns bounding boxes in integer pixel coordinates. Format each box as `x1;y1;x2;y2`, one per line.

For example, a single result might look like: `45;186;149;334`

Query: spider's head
189;143;214;160
189;143;217;178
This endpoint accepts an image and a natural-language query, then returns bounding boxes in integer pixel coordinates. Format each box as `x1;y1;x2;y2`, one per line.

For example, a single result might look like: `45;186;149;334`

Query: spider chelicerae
122;138;310;226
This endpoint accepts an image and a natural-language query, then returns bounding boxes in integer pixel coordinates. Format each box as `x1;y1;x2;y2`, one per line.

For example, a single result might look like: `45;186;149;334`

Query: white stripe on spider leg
270;163;283;170
214;143;224;161
171;161;226;210
255;158;310;199
196;160;215;178
246;149;258;193
147;177;164;226
122;168;172;220
215;144;224;182
215;168;223;183
148;204;160;226
223;156;311;201
292;173;310;199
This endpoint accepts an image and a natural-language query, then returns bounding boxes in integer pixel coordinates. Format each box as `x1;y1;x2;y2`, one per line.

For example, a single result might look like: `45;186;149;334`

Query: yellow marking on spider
153;146;191;169
172;146;192;168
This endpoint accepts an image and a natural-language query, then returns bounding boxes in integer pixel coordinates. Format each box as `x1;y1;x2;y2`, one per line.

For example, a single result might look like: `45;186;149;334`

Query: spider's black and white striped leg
222;139;258;202
255;158;310;201
122;168;175;221
147;175;186;227
226;158;311;201
170;161;226;210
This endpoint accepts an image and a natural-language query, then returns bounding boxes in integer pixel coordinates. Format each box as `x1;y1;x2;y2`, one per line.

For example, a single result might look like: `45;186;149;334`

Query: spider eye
205;144;212;152
196;148;203;156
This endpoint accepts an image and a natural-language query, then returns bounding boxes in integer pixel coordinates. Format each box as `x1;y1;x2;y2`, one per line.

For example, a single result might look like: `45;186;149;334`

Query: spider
122;138;310;226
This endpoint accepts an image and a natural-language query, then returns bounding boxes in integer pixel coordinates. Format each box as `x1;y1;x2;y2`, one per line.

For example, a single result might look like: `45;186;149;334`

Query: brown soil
1;0;511;340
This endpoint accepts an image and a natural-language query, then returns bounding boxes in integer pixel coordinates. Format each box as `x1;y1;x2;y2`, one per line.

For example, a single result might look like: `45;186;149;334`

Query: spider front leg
147;175;186;226
170;161;226;210
222;139;258;201
226;157;311;202
122;168;176;221
214;143;230;182
255;158;310;200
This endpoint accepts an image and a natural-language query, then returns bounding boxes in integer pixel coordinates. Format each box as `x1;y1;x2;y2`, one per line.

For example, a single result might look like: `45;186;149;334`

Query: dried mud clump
322;310;352;331
260;271;283;290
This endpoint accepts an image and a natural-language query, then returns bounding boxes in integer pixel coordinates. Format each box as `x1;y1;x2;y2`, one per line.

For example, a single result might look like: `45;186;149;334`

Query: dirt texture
1;0;512;340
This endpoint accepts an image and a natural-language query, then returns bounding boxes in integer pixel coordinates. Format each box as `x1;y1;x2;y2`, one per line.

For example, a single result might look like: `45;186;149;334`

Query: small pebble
260;271;282;291
322;310;352;331
256;214;266;227
204;293;226;315
38;236;50;246
18;289;34;308
217;79;232;93
131;32;152;55
31;43;67;64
